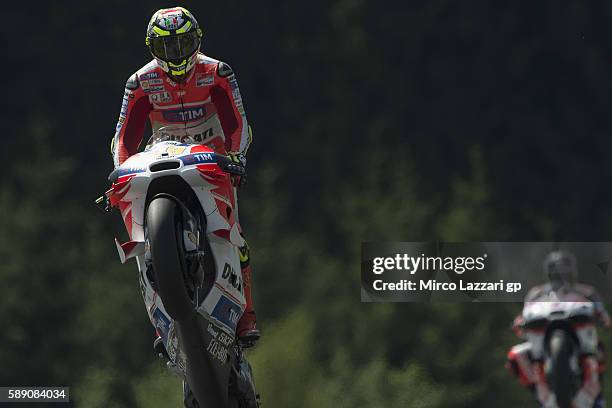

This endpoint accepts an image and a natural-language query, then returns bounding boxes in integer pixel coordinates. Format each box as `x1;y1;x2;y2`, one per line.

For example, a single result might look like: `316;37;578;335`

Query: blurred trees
3;1;612;407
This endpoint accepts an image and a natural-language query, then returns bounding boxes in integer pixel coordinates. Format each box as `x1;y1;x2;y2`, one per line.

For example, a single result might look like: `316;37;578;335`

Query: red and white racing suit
507;284;610;408
113;52;251;166
111;52;257;336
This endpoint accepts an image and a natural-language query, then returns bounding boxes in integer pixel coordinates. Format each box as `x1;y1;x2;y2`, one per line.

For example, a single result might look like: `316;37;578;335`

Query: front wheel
548;330;577;408
146;197;194;321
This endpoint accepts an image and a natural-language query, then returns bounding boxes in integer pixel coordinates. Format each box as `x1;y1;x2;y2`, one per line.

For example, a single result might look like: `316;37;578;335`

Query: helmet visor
150;31;200;62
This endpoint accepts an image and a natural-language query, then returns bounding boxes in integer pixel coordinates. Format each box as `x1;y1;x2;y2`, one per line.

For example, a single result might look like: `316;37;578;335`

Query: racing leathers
113;53;250;166
507;283;610;408
112;52;258;342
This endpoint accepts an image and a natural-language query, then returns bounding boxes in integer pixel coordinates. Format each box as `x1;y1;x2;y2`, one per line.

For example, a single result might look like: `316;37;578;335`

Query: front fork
526;324;599;360
230;346;260;407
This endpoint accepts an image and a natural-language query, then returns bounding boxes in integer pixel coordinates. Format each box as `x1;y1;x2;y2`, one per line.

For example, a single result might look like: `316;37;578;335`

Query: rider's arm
523;285;543;303
577;285;611;328
210;62;251;162
112;73;153;167
511;313;525;338
597;305;611;328
512;287;544;338
591;296;611;328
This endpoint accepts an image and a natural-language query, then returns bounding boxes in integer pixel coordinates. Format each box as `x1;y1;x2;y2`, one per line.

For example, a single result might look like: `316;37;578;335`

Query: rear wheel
146;197;194;321
548;330;577;408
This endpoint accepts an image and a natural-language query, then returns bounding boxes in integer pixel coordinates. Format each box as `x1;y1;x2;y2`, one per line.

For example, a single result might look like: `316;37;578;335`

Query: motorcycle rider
507;250;610;408
111;7;259;345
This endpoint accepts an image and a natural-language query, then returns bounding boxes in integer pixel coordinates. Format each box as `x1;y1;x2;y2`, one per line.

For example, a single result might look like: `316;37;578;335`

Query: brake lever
95;195;113;213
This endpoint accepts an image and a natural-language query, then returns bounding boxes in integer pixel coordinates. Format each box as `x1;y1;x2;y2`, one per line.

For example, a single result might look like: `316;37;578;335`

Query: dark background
2;1;612;406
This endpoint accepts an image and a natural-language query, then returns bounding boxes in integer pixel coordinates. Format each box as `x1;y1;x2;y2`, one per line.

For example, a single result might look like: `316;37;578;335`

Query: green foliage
250;309;444;408
0;127;83;386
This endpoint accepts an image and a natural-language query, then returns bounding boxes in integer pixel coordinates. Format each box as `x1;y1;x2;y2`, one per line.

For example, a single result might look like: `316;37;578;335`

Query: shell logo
166;146;186;156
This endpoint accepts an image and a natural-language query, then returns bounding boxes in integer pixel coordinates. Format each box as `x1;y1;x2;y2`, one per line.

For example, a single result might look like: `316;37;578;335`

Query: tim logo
162;106;205;122
229;308;240;325
211;296;242;331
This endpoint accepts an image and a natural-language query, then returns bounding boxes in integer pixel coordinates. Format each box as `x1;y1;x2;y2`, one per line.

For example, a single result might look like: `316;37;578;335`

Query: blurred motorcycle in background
508;298;605;408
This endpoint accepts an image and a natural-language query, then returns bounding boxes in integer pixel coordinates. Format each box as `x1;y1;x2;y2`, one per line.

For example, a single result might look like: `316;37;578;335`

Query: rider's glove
541;395;558;408
512;315;525;338
573;389;595;408
228;152;247;188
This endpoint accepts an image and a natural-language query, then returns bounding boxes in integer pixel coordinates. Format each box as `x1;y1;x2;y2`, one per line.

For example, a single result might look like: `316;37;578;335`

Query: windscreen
144;125;206;150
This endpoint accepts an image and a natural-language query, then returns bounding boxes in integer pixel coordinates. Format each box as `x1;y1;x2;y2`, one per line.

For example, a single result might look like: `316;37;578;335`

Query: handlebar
214;154;246;176
108;168;120;183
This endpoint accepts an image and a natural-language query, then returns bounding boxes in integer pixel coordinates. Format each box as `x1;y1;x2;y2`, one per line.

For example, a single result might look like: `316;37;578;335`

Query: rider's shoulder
196;52;220;66
196;53;235;77
192;53;219;76
574;283;597;297
136;60;164;81
525;284;547;301
528;283;548;294
124;60;164;90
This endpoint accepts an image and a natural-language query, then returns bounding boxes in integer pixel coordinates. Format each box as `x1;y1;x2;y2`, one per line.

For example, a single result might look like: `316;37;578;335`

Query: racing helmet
543;250;578;288
145;7;203;81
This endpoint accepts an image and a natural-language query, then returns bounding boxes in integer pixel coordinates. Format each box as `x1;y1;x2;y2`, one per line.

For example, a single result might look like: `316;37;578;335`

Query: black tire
146;197;194;321
548;330;576;408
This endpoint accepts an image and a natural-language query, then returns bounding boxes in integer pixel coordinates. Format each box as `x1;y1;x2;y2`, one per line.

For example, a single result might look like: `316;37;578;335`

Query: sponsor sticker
196;73;214;87
148;92;172;104
236;103;245;115
166;145;186;156
148;78;163;85
143;85;165;93
173;63;187;71
180;152;216;166
153;307;172;343
120;96;129;117
230;78;243;102
211;295;242;332
206;323;232;365
194;152;214;162
206;338;228;364
162;106;206;122
192;127;214;142
140;72;159;80
222;263;243;292
116;166;147;177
